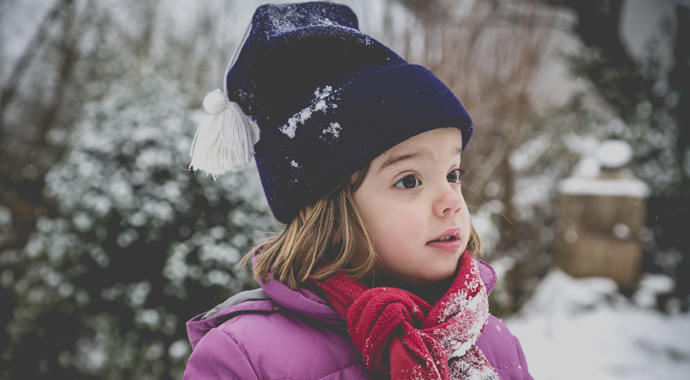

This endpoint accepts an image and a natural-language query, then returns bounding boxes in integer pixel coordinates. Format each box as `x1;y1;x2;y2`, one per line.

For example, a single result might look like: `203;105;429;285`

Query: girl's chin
424;261;462;283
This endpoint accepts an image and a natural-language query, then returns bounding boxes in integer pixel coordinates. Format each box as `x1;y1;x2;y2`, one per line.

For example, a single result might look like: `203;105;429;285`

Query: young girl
183;2;531;379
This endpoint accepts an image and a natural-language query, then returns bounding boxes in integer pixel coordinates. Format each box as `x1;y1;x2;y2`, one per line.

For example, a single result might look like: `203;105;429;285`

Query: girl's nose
433;184;464;217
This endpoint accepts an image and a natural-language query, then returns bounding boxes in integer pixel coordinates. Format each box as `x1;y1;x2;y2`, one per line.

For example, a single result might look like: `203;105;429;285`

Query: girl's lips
426;239;462;251
426;228;462;251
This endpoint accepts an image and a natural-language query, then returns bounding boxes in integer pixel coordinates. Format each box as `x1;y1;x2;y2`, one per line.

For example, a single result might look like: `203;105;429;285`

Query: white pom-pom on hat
189;89;260;178
202;89;227;114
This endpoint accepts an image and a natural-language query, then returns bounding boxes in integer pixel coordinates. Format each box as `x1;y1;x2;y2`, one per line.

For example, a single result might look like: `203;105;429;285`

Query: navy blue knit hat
190;2;473;224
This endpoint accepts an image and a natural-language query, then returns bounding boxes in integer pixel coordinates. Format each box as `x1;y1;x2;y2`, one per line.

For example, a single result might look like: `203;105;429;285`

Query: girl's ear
299;205;313;223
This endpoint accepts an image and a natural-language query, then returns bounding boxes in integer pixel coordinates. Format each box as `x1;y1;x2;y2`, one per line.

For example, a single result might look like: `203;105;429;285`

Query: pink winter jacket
183;259;532;379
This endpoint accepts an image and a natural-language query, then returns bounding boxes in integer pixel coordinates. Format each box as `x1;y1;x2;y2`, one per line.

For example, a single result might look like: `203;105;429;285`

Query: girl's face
353;128;471;284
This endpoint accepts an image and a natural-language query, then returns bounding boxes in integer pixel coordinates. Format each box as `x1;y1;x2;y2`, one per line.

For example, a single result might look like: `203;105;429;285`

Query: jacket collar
260;274;346;324
477;258;497;295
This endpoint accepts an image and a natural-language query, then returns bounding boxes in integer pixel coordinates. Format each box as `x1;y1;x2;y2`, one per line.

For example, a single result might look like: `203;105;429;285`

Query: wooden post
557;141;649;289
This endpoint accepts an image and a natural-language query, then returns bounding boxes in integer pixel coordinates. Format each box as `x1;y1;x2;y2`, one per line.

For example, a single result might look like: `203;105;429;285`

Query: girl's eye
394;174;421;189
447;169;465;183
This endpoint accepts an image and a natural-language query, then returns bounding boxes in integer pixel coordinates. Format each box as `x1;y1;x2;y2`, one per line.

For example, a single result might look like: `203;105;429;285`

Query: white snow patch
322;122;341;138
506;270;690;380
561;139;648;197
279;86;338;139
298;108;312;123
280;119;298;139
558;177;650;198
572;157;601;178
314;100;327;112
315;86;332;99
597;140;633;169
265;4;337;34
632;273;675;309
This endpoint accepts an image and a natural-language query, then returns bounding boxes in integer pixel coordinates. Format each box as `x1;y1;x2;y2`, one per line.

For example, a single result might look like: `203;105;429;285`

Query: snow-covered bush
1;72;273;379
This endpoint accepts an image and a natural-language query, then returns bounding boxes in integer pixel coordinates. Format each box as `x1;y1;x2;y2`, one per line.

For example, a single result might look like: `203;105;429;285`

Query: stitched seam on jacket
315;362;364;379
217;322;261;379
486;331;525;371
486;343;523;370
219;312;356;380
516;336;528;372
489;362;523;370
217;307;279;331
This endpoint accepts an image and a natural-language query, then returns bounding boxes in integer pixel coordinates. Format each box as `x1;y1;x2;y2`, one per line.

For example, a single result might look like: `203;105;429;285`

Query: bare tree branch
0;0;69;115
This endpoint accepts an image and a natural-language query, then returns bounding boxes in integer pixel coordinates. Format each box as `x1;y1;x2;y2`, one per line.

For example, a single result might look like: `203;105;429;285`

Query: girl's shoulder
183;289;373;380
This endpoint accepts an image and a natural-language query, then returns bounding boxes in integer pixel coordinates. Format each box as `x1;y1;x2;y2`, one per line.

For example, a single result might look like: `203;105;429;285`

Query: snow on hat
190;1;473;223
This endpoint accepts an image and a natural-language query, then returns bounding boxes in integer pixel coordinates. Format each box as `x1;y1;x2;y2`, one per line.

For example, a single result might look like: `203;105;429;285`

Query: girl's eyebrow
377;153;423;173
377;147;463;173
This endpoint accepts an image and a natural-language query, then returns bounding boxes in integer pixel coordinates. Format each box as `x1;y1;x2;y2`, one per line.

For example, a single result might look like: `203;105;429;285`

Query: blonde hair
239;166;484;289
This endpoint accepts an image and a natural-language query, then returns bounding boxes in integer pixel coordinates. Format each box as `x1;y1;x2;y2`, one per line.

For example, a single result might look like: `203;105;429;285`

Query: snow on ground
505;270;690;380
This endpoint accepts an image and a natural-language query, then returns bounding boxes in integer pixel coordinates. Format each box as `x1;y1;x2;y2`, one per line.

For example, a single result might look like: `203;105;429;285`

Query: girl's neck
369;272;457;305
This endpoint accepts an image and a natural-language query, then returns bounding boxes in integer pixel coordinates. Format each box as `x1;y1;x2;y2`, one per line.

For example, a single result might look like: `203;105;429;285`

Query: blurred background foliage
0;0;687;378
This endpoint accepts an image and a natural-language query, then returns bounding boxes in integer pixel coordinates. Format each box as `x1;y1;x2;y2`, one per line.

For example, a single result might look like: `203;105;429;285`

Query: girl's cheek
382;210;419;235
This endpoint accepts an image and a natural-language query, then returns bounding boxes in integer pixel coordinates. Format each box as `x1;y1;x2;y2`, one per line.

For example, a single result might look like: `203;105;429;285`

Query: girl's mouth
426;228;462;251
432;235;457;242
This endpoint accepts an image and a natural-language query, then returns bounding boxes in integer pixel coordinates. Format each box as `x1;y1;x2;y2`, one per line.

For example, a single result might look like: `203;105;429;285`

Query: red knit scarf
310;252;499;380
